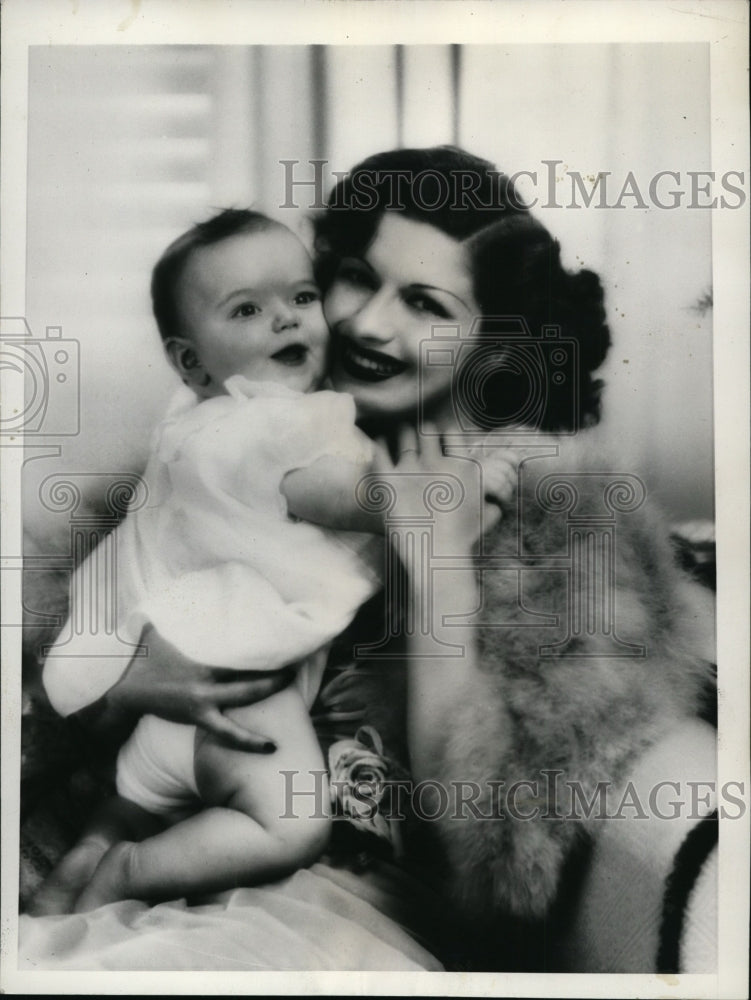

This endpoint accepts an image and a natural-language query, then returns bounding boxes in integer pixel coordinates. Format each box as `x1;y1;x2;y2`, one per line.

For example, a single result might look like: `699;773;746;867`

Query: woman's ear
165;337;213;394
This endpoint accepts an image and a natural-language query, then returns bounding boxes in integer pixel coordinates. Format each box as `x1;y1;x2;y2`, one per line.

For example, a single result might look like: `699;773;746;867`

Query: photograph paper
1;1;748;996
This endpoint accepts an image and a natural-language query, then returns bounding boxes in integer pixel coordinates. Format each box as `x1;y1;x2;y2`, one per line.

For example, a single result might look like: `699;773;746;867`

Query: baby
39;209;383;912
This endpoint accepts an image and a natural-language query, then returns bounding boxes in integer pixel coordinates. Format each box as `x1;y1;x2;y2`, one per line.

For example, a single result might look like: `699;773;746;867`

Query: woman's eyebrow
409;283;472;310
345;255;375;271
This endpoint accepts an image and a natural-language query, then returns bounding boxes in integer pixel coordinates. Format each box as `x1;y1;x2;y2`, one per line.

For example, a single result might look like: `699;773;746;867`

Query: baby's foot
73;841;137;913
26;837;110;916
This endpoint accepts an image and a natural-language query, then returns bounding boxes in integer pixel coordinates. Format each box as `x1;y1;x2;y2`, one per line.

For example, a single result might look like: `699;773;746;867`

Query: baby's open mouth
271;344;309;366
339;339;408;382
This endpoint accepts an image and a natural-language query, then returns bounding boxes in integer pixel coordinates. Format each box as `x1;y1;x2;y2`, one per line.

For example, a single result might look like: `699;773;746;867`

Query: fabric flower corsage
327;725;403;856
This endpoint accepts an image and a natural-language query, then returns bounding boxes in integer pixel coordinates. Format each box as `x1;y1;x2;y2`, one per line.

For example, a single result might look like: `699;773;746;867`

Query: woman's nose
346;289;397;345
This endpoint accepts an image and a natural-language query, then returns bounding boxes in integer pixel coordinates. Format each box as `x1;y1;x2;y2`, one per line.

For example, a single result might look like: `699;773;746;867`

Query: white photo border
1;1;748;996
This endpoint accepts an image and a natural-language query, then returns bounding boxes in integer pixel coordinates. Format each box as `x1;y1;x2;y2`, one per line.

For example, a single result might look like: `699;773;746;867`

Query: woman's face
324;212;479;425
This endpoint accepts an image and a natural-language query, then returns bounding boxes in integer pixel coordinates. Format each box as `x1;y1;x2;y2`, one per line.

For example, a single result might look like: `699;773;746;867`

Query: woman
21;146;715;972
312;146;713;956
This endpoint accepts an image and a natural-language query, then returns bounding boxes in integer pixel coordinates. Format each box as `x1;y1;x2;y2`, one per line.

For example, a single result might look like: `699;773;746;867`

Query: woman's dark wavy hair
314;146;611;431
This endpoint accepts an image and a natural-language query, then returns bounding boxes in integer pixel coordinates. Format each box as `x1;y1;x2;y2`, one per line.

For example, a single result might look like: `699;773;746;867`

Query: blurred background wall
24;44;714;538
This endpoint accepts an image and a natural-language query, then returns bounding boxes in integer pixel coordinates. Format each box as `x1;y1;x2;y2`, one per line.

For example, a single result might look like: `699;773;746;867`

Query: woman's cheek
323;282;369;328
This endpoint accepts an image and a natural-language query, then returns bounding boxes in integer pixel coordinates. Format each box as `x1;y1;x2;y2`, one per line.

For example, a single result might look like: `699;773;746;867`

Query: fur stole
425;431;714;919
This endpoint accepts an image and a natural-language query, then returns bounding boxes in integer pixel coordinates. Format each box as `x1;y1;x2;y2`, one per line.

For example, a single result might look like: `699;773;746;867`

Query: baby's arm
282;453;383;533
282;442;521;535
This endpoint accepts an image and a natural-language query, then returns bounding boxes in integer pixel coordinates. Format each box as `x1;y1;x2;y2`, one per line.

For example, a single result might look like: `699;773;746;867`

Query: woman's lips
339;339;408;382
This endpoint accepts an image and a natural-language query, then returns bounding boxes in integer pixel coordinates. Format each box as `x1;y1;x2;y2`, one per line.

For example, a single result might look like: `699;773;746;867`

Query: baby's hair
151;208;282;344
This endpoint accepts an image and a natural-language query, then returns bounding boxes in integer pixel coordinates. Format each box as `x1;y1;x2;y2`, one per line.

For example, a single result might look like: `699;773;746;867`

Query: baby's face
176;227;329;394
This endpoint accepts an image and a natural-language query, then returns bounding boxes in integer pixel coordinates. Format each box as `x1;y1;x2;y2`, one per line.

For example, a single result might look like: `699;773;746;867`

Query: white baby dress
43;376;380;718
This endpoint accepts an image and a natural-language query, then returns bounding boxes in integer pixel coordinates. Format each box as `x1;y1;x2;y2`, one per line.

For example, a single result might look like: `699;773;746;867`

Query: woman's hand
372;425;501;553
370;426;508;785
105;624;295;752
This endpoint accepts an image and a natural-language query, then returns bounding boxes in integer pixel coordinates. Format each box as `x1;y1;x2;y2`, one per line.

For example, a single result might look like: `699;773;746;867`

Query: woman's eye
336;262;375;289
231;302;259;318
406;293;449;318
294;289;320;305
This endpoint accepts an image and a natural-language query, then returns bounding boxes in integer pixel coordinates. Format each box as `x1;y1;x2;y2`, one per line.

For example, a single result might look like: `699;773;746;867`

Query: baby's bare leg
74;686;330;910
27;796;163;915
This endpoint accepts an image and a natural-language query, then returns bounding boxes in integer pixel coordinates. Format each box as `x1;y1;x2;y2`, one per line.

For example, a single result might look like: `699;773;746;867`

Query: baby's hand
473;446;519;506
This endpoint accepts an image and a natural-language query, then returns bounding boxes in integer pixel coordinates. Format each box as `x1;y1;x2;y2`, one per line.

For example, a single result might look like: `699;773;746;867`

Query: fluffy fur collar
427;432;714;919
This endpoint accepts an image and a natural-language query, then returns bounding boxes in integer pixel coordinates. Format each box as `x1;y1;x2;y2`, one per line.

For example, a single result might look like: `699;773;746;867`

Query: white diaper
115;651;329;817
116;714;200;817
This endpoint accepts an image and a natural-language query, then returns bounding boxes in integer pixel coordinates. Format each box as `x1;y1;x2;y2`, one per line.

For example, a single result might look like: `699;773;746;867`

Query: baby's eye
294;289;320;305
231;301;259;319
405;292;450;318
